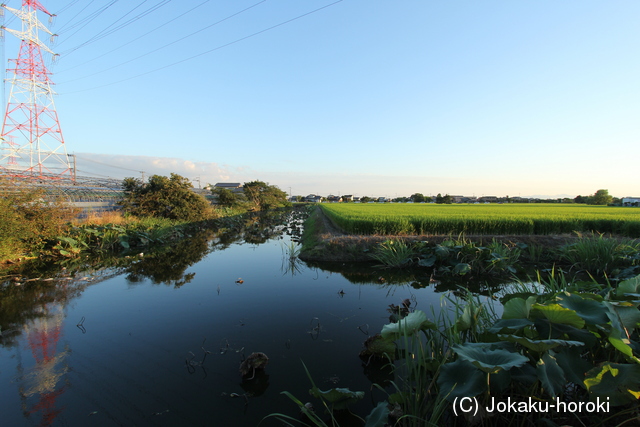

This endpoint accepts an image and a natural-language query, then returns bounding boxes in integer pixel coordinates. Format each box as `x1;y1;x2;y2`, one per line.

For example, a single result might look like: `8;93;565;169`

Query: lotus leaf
437;358;486;400
530;304;585;329
381;310;435;339
509;363;538;386
418;255;436;267
533;319;597;347
455;303;483;332
556;293;609;325
497;335;584;352
616;274;640;299
364;402;390;427
489;318;534;333
453;263;471;275
613;305;640;330
502;296;537;319
584;362;640;406
536;353;566;397
360;334;396;358
309;386;365;410
452;344;529;374
555;347;593;388
604;304;640;362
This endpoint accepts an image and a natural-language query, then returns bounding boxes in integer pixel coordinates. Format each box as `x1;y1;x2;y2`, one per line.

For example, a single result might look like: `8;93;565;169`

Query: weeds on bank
559;233;640;278
369;236;523;278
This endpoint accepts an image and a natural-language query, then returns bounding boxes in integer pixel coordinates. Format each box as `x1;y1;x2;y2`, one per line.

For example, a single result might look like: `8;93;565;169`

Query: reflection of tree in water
122;209;306;287
1;207;309;343
124;230;214;287
302;260;518;296
211;208;306;248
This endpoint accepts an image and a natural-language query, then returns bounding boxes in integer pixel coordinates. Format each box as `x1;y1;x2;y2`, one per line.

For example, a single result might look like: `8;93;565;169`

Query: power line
58;0;267;85
74;154;144;173
60;0;173;57
57;0;211;74
62;0;344;94
55;0;118;37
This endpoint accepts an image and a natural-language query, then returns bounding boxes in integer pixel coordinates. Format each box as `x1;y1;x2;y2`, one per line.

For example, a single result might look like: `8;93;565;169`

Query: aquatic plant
560;233;640;277
261;361;368;426
369;239;416;268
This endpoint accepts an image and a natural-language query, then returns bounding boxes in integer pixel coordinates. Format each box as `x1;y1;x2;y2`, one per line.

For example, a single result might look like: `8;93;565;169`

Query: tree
574;195;587;204
590;189;613;206
410;193;425;203
242;181;290;211
435;193;453;204
119;173;213;221
211;187;239;207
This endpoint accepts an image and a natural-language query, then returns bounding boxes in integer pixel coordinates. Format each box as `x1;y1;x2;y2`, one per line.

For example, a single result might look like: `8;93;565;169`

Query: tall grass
370;239;415;267
560;233;640;276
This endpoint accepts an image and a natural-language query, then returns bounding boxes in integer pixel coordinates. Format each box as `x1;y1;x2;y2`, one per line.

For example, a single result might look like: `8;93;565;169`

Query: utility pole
0;1;71;179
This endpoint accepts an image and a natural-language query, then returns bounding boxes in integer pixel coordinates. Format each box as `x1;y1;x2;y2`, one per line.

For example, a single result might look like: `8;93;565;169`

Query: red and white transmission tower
0;0;72;180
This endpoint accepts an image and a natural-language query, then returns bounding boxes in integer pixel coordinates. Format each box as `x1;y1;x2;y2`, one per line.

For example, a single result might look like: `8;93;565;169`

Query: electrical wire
61;0;344;93
74;154;144;172
58;0;267;84
60;0;173;56
55;0;115;36
57;0;211;74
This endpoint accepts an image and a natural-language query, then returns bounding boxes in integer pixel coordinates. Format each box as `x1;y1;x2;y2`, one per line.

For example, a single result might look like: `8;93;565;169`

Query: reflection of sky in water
0;220;502;426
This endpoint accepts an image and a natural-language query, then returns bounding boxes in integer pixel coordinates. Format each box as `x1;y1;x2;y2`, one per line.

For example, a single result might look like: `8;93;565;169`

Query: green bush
0;180;77;260
119;173;214;221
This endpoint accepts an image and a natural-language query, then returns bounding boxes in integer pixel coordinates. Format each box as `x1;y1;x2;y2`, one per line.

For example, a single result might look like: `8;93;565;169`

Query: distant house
213;182;244;194
342;195;353;202
304;194;323;203
479;196;498;203
327;195;342;203
622;197;640;207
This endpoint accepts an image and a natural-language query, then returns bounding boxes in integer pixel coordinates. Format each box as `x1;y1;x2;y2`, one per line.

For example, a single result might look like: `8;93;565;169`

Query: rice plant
320;203;640;237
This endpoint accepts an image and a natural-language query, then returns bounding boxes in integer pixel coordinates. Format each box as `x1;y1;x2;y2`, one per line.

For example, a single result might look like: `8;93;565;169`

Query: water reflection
0;207;513;426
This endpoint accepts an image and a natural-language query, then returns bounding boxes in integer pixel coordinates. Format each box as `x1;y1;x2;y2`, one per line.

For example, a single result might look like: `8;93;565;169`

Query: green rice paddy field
320;203;640;236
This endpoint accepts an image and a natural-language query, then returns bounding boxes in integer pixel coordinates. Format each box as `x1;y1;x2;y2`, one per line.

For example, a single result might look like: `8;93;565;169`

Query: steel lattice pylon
0;0;72;180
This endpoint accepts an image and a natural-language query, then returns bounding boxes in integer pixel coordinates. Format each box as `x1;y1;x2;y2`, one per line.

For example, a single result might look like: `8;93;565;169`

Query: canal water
0;209;491;426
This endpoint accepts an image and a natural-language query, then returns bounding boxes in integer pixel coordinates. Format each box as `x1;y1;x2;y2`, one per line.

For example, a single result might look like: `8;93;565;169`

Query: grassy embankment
0;197;249;265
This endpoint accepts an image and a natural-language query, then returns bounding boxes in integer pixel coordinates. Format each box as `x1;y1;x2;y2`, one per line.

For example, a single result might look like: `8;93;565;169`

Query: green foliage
242;180;290;211
367;237;523;278
211;187;240;207
410;193;425;203
590;189;614;206
0;179;77;260
434;275;640;424
560;234;640;276
370;239;415;268
119;173;213;221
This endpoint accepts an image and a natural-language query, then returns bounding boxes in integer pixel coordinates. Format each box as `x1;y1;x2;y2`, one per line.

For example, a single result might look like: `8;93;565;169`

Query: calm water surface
0;211;492;426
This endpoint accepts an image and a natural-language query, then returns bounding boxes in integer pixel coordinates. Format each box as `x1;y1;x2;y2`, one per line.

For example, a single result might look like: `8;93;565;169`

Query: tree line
120;173;290;221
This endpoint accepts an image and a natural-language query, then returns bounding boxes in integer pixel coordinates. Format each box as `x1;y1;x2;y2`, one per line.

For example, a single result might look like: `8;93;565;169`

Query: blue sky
2;0;639;198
